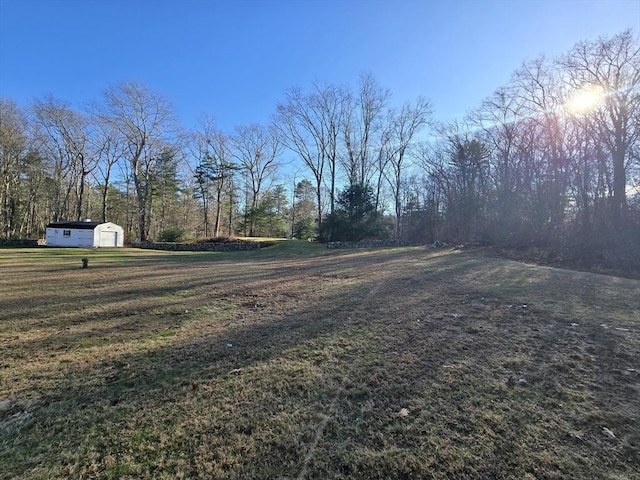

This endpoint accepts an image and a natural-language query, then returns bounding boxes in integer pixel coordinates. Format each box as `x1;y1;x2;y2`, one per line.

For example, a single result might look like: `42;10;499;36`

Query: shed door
99;231;117;247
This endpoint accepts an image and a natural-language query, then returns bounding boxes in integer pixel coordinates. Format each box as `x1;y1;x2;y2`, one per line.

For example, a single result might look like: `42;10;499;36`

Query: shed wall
45;222;125;247
46;228;95;247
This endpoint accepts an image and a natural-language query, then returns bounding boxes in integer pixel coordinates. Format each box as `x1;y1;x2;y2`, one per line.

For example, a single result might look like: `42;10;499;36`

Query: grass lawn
1;242;639;479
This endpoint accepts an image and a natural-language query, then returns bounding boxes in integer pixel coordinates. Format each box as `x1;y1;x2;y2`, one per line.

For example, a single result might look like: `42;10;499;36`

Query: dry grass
1;244;639;479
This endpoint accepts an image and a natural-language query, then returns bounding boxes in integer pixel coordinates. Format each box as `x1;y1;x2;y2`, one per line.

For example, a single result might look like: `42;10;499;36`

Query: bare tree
384;97;432;238
468;86;530;239
88;114;126;222
342;73;391;188
94;81;177;241
275;83;344;226
0;99;29;237
562;29;640;228
418;122;490;242
512;57;571;238
31;96;92;222
231;123;281;236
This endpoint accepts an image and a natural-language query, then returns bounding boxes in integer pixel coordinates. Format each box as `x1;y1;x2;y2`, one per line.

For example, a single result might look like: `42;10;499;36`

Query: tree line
1;30;638;258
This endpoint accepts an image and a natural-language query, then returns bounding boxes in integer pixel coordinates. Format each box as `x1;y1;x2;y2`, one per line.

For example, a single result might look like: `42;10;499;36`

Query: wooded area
1;30;638;263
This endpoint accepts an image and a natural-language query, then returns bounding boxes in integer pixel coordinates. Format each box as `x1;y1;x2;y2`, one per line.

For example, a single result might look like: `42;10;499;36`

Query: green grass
1;244;639;479
0;238;330;264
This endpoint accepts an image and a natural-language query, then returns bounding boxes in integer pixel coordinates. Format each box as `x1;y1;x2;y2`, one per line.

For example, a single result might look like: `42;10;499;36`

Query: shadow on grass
2;249;639;479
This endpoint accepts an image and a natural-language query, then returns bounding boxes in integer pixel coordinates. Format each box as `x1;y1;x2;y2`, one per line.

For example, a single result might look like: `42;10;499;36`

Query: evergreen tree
320;184;390;241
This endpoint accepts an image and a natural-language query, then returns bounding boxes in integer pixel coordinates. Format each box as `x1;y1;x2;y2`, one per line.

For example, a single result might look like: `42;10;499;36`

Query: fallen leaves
602;427;617;441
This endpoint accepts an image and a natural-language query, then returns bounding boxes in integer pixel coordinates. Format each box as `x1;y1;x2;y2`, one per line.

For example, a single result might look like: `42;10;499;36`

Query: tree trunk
612;149;627;228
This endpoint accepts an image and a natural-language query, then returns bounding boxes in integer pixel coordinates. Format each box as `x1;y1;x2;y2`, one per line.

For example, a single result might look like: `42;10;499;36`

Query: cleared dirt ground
1;244;639;479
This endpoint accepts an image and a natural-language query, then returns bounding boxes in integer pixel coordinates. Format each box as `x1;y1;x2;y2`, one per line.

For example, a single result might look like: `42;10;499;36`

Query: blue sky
0;0;638;132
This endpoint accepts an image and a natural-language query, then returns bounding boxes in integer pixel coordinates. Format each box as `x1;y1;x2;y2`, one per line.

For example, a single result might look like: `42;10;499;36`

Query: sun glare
568;86;604;113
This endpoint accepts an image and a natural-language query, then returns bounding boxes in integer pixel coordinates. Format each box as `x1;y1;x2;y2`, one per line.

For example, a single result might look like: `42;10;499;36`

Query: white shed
45;221;125;247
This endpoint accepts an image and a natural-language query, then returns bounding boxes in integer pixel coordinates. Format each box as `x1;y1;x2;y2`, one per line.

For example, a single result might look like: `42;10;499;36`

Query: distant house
45;221;124;247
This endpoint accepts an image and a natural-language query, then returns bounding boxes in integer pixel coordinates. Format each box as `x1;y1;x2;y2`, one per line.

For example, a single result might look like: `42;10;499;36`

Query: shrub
158;227;188;242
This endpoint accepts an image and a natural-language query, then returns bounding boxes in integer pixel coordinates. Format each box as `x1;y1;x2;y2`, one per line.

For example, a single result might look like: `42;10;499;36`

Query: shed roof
46;221;103;230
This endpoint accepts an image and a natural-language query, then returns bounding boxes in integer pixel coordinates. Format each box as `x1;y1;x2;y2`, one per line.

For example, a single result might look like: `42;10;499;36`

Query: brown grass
1;245;639;479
